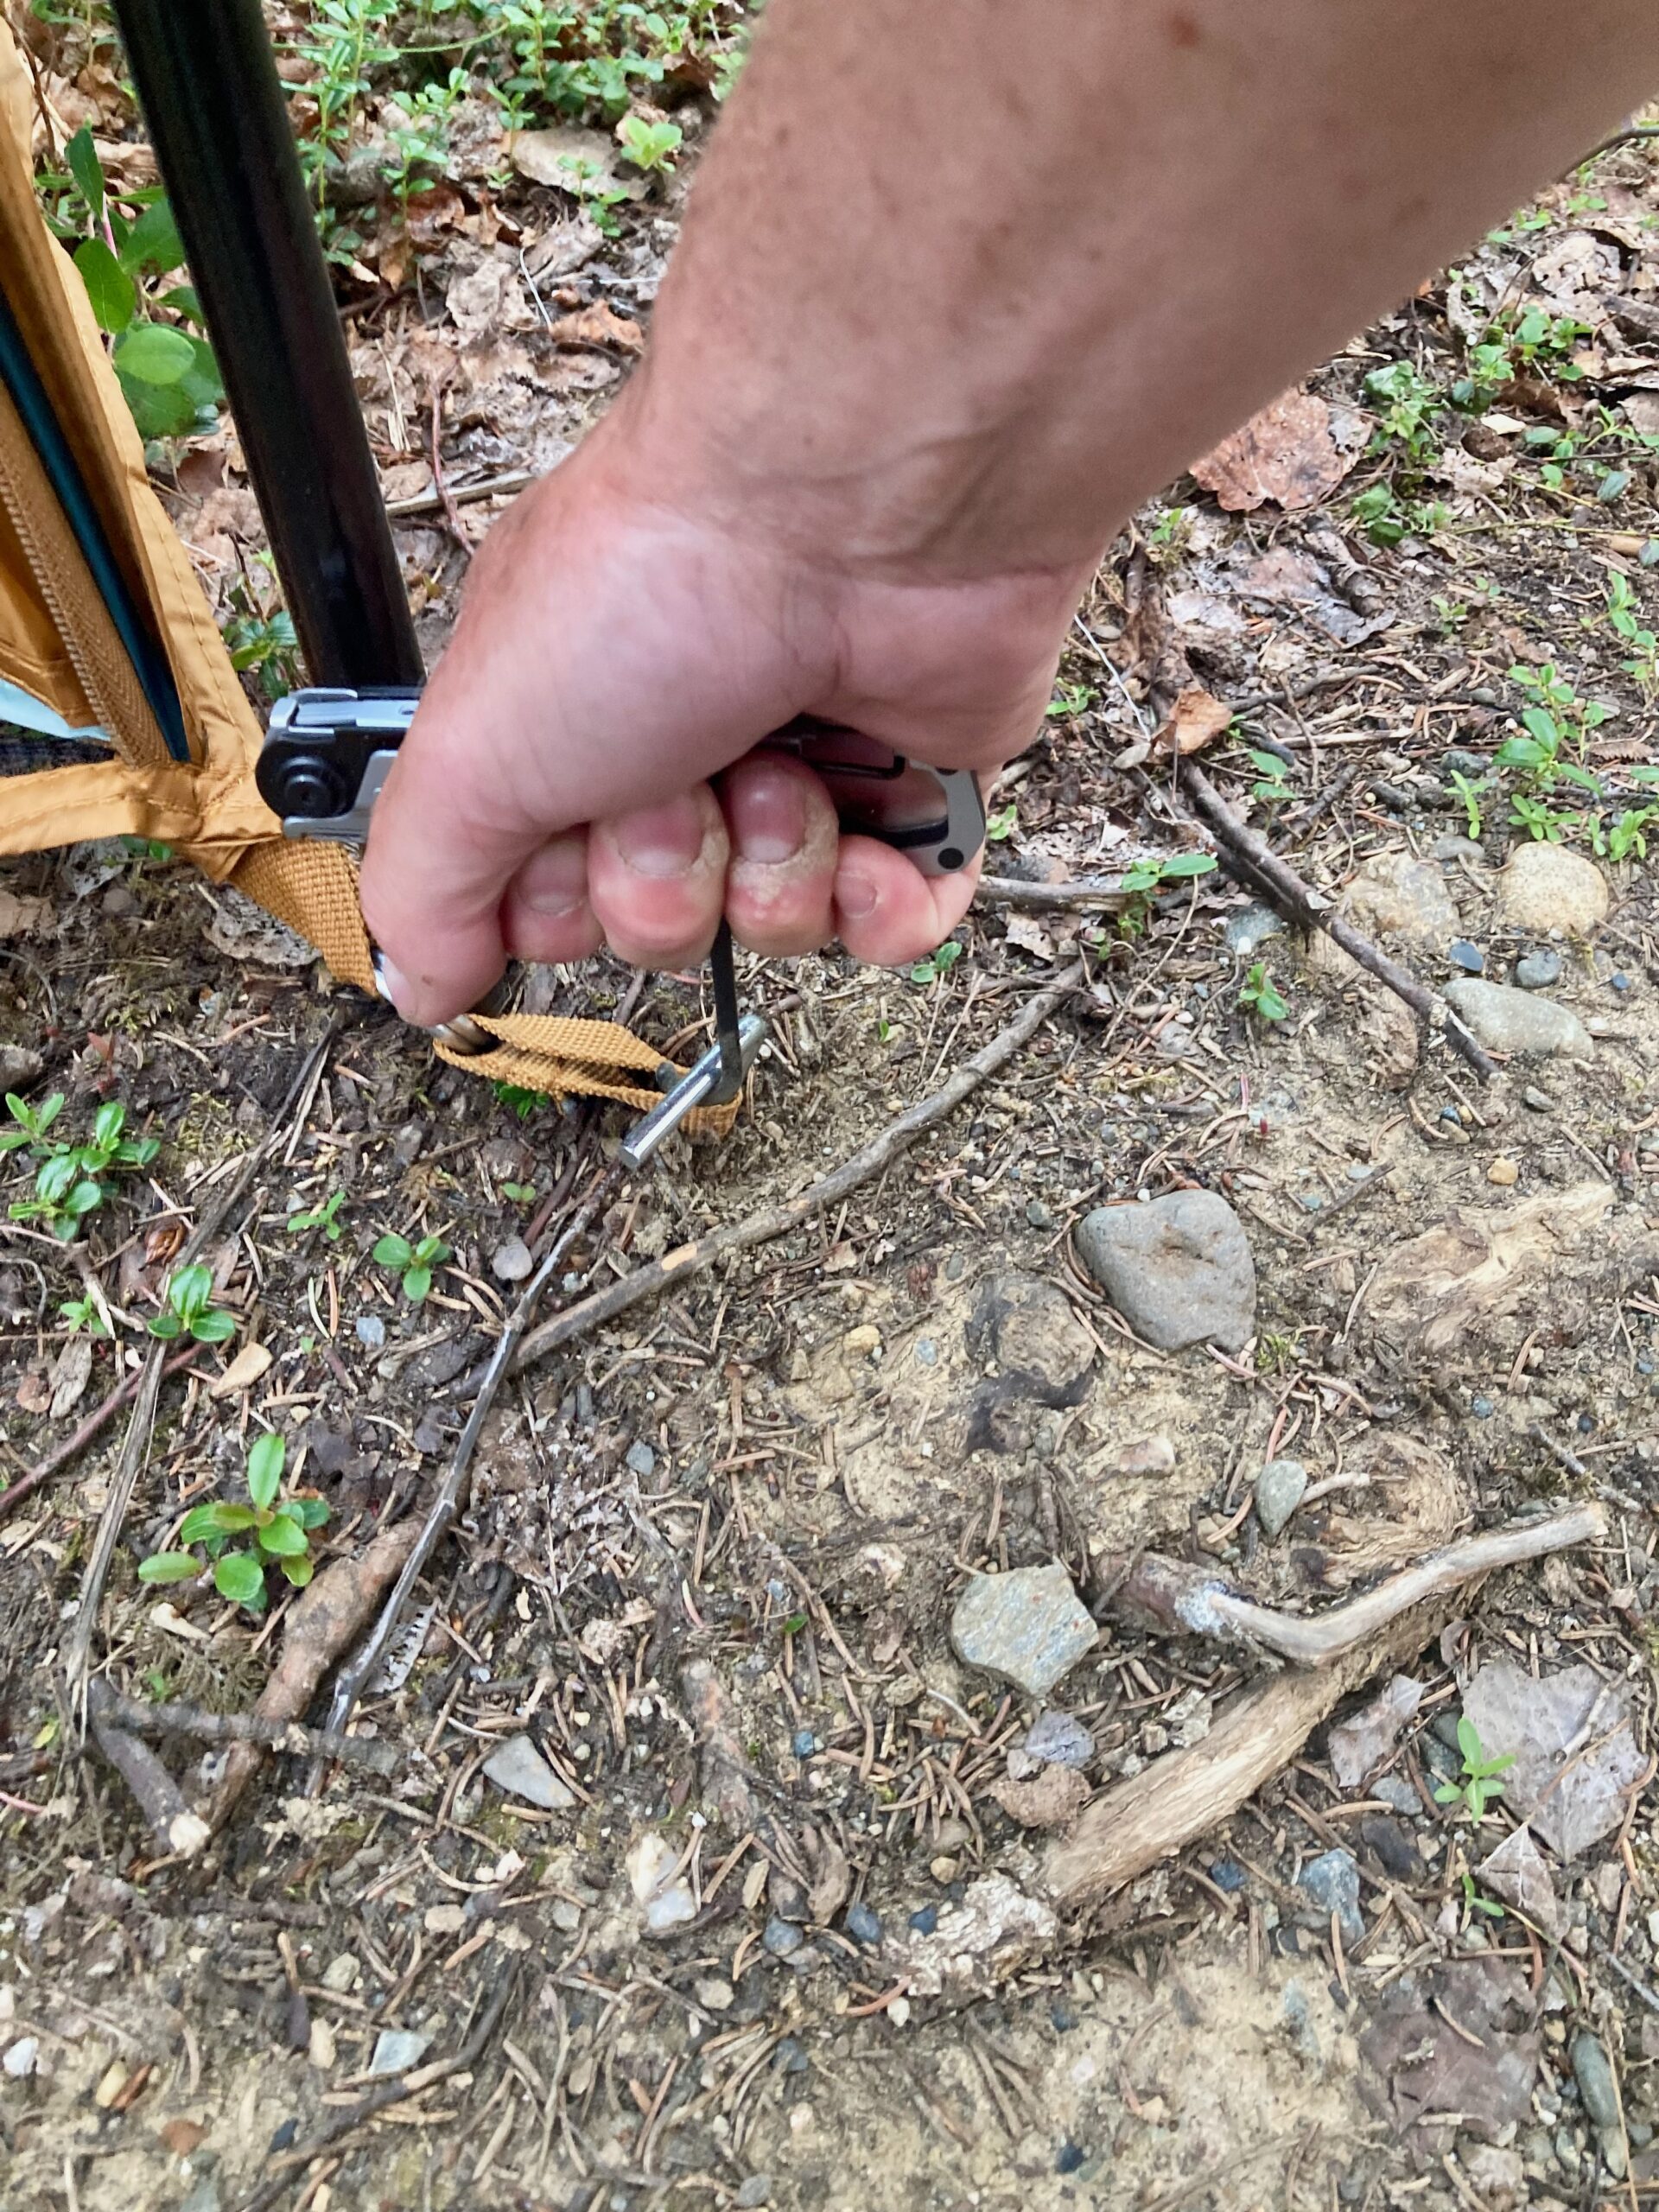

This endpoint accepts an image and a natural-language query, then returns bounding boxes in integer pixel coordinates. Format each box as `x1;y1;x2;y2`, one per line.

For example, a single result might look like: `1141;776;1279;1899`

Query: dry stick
86;1683;210;1859
233;1965;521;2212
1179;760;1497;1082
385;467;532;518
0;1345;201;1527
63;1026;339;1694
1100;1503;1605;1668
511;962;1085;1378
322;1162;624;1742
86;1682;397;1774
979;874;1132;912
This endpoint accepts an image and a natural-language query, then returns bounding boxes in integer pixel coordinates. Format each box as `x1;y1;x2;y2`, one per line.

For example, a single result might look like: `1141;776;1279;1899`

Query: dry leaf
510;122;620;190
549;302;644;355
1478;1823;1564;1939
1327;1675;1424;1792
1192;388;1361;512
15;1370;50;1414
209;1340;273;1399
0;888;47;938
1156;684;1233;756
48;1336;93;1421
1004;913;1057;961
1462;1660;1646;1860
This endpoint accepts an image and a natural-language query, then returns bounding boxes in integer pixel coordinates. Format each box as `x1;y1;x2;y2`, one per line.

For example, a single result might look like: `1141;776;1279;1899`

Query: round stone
1497;842;1608;935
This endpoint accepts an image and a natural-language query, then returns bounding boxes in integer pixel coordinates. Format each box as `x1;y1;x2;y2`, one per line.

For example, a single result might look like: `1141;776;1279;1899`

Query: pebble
1371;1774;1421;1817
1471;1395;1495;1419
1443;978;1593;1059
1114;1433;1176;1476
177;2182;222;2212
625;1440;657;1478
626;1832;698;1935
1442;748;1489;781
1224;903;1284;957
1497;842;1609;935
1488;1158;1518;1186
791;1728;817;1758
354;1314;385;1350
368;2030;430;2077
1358;1815;1421;1883
1255;1457;1308;1540
1523;1085;1556;1112
321;1954;359;1993
1075;1191;1255;1352
1298;1848;1364;1946
734;2179;773;2209
1572;2032;1619;2131
845;1901;883;1947
1023;1711;1095;1770
1515;947;1564;991
0;1044;42;1089
908;1904;938;1935
3;2036;38;2077
489;1236;533;1283
1611;970;1632;993
950;1563;1099;1699
1209;1859;1248;1893
1447;939;1484;975
1055;2142;1086;2176
482;1733;575;1812
762;1916;804;1958
696;1977;734;2012
1344;852;1459;946
842;1323;882;1358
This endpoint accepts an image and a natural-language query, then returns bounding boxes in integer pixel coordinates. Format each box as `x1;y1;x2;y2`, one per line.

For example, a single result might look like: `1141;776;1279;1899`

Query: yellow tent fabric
0;21;723;1122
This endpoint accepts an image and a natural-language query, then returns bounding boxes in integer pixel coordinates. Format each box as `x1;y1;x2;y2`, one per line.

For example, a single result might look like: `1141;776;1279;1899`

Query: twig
0;1345;201;1527
426;372;472;561
85;1683;398;1774
1179;760;1497;1081
384;467;533;518
234;1966;520;2212
63;1027;339;1694
86;1683;210;1859
1577;123;1659;167
323;1164;623;1741
979;873;1132;912
1099;1503;1604;1667
509;963;1084;1376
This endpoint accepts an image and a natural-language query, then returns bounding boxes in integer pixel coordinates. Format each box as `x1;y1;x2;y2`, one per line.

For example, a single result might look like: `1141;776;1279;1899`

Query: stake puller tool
257;695;986;1164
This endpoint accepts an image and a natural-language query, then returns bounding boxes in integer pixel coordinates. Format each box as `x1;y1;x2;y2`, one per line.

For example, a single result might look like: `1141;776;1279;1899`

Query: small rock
176;2183;222;2212
1357;1815;1422;1883
1209;1858;1248;1892
842;1323;882;1359
1443;979;1593;1059
1471;1395;1495;1419
1488;1158;1519;1186
0;1044;41;1090
354;1313;385;1350
1515;948;1564;991
696;1977;734;2012
1344;851;1460;948
968;1274;1096;1406
1023;1711;1095;1770
1075;1191;1255;1352
950;1563;1098;1699
1255;1457;1308;1539
308;2015;337;2069
321;1954;359;1993
490;1236;533;1283
908;1904;938;1935
423;1903;467;1936
1522;1085;1555;1111
1447;939;1484;975
845;1901;883;1947
763;1916;804;1958
1055;2142;1086;2176
550;1899;582;1933
1224;903;1284;957
734;2178;772;2209
369;2029;430;2076
482;1733;575;1812
989;1765;1090;1829
626;1832;697;1934
791;1728;817;1758
3;2036;38;2077
1498;842;1608;934
1371;1774;1421;1817
1298;1848;1364;1946
625;1440;656;1478
1571;2031;1619;2131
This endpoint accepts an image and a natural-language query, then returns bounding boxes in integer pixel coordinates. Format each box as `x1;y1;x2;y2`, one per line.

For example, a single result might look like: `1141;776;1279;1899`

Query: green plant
148;1262;236;1344
500;1179;537;1204
493;1080;548;1120
222;561;302;702
372;1228;452;1302
138;1432;328;1610
1604;571;1659;692
1364;359;1441;465
615;111;682;174
1238;962;1288;1023
1433;1715;1514;1821
1247;747;1294;804
1447;770;1486;841
1509;791;1573;843
1115;850;1217;938
1351;480;1449;549
908;938;964;986
1497;661;1610;797
3;1093;160;1241
1459;1869;1505;1922
1604;806;1659;864
287;1190;346;1242
985;802;1019;842
58;1292;109;1337
1046;681;1094;719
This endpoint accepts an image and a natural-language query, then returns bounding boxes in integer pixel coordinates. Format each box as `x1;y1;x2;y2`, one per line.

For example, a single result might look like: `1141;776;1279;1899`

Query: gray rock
3;2035;39;2077
1498;842;1608;934
1522;1084;1556;1112
734;2181;772;2209
1023;1711;1095;1770
482;1732;575;1812
354;1313;385;1350
845;1901;883;1947
177;2183;222;2212
1075;1192;1255;1352
1255;1457;1308;1539
1344;851;1460;947
1514;947;1563;991
950;1563;1098;1700
0;1044;41;1090
1371;1774;1421;1818
1572;2031;1620;2132
369;2029;431;2076
625;1440;657;1478
490;1236;533;1283
967;1274;1095;1406
1224;903;1284;957
762;1916;804;1958
1447;939;1484;975
1443;979;1593;1059
1298;1848;1364;1946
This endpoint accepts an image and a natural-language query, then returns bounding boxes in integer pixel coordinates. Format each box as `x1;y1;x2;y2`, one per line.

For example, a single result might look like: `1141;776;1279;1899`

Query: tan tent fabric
0;19;732;1125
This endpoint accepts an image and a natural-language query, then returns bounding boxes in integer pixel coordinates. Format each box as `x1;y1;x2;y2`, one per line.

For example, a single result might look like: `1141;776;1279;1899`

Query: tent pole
110;0;423;690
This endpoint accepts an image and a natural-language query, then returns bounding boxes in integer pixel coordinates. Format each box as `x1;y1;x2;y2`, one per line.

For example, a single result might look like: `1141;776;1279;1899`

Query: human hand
357;404;1085;1027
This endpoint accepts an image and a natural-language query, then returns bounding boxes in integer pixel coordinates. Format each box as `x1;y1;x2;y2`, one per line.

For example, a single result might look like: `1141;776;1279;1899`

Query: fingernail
613;794;708;878
728;767;806;865
373;954;418;1020
839;870;879;919
519;838;588;916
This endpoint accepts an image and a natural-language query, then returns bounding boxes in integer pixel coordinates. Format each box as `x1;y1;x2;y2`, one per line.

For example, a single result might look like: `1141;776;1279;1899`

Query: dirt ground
4;46;1659;2212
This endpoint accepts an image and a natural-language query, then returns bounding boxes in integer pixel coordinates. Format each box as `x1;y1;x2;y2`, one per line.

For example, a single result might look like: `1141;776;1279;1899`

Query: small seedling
372;1229;451;1303
1447;770;1486;842
58;1292;109;1338
500;1180;537;1205
616;112;683;175
493;1080;547;1121
1238;962;1288;1023
148;1261;236;1344
985;802;1019;842
3;1093;159;1241
1046;681;1094;719
1459;1870;1505;1922
287;1190;346;1242
1604;571;1659;691
1433;1715;1515;1821
138;1432;328;1610
1248;747;1294;804
909;938;965;986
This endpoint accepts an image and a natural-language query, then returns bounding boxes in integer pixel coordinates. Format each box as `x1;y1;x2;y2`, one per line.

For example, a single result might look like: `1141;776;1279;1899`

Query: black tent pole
109;0;423;691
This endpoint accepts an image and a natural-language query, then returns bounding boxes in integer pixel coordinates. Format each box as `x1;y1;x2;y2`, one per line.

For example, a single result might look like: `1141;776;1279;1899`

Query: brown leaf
0;888;47;938
208;1340;273;1399
549;302;645;356
159;2118;207;2157
15;1370;51;1414
1155;684;1233;756
1192;388;1360;512
404;181;467;248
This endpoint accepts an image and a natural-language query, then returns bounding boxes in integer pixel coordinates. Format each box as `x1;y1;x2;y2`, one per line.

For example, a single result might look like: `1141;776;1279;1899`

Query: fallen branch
1179;759;1497;1081
384;466;533;518
1098;1502;1604;1667
0;1344;201;1527
511;962;1085;1376
979;873;1132;912
86;1682;210;1859
86;1682;398;1774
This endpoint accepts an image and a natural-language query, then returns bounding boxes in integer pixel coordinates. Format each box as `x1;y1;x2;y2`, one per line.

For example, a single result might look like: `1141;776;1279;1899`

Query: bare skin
360;0;1659;1026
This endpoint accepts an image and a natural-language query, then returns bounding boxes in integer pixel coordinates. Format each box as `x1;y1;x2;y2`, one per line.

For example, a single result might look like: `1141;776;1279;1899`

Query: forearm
633;0;1659;578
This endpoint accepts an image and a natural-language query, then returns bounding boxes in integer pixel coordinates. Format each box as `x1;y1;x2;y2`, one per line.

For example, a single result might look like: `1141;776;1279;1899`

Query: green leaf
36;1154;78;1205
175;334;224;414
168;1262;213;1318
117;368;198;442
178;1501;257;1542
113;322;195;386
256;1514;308;1557
65;1179;104;1217
1159;853;1217;879
66;124;104;219
147;1312;183;1340
92;1102;125;1149
158;283;201;323
213;1550;266;1610
1455;1713;1484;1767
372;1232;414;1269
1495;735;1547;770
415;1236;451;1267
293;1497;330;1529
403;1264;432;1303
118;197;184;278
280;1554;315;1588
137;1551;199;1584
246;1432;285;1510
190;1308;236;1344
1432;1779;1462;1804
74;238;135;334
